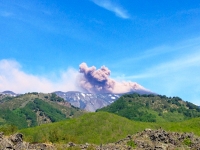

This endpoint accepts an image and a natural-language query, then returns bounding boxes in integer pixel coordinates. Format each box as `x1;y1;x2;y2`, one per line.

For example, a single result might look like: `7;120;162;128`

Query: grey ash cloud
78;62;151;94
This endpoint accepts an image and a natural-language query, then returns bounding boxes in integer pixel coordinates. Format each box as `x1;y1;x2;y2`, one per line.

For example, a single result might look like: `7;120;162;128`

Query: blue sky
0;0;200;105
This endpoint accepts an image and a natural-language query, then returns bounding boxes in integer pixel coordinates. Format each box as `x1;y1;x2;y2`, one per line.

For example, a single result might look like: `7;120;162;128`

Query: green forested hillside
20;112;157;144
1;93;200;146
0;92;84;129
19;112;200;145
97;93;200;122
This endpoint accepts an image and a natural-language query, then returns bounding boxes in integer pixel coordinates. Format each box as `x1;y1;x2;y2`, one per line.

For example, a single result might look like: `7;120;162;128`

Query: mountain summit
0;91;18;96
54;90;154;112
54;91;120;112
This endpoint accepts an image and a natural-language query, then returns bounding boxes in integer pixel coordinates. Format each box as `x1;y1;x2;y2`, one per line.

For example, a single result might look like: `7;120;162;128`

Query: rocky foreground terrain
1;128;200;150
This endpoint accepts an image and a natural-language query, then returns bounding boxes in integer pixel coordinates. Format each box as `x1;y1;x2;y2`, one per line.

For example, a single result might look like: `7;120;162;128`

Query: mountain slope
19;111;200;145
54;91;121;112
0;91;19;101
1;91;18;96
20;112;157;144
0;92;84;129
97;93;200;122
54;91;155;112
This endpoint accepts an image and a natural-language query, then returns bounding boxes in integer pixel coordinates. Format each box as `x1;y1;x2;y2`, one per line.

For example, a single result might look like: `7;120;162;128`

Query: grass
161;117;200;135
20;112;158;144
1;93;200;146
19;111;200;145
0;93;84;129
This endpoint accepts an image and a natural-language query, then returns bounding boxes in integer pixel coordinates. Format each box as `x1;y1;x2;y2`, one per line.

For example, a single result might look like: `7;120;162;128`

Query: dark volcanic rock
133;128;200;149
1;129;200;149
0;132;54;150
61;129;200;150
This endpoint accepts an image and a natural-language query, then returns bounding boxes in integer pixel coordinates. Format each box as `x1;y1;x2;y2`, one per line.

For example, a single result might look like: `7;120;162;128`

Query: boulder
0;132;54;150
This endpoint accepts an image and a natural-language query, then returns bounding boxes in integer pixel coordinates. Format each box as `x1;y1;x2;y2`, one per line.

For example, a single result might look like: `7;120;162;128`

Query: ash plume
78;62;151;94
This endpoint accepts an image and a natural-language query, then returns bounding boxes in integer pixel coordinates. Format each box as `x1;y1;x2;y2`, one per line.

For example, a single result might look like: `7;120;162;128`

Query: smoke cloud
78;62;150;94
0;59;80;93
0;59;151;94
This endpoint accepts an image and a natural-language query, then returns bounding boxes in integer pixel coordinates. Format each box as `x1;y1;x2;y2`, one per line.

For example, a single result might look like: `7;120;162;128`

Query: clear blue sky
1;0;200;105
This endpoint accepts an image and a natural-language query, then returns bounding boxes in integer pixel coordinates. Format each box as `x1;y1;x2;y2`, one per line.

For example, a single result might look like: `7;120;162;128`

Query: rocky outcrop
63;129;200;149
133;128;200;149
1;129;200;149
0;132;54;150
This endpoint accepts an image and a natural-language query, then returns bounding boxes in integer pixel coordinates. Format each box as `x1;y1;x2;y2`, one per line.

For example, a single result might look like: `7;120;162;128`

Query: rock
9;133;23;144
133;128;200;149
0;132;55;150
0;132;3;137
28;143;54;150
1;129;200;149
68;142;76;147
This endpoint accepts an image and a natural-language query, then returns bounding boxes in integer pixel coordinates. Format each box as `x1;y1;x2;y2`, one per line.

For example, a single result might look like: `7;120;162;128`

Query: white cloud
91;0;130;19
0;59;81;93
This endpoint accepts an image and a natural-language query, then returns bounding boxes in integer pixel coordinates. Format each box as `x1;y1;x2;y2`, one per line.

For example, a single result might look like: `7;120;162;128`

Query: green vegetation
0;109;27;129
19;111;200;145
31;98;66;122
0;124;18;135
183;138;192;146
0;99;67;128
127;141;136;148
97;93;200;122
159;117;200;135
50;93;64;102
20;112;158;144
1;93;200;146
0;93;84;129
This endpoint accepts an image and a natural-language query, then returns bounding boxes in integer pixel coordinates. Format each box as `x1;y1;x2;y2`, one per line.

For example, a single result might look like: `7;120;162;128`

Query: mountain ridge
97;93;200;122
1;90;153;112
0;92;84;129
53;88;155;111
53;91;121;112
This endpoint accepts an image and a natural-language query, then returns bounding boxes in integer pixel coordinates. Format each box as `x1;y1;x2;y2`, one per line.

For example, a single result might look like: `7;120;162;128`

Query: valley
0;91;200;149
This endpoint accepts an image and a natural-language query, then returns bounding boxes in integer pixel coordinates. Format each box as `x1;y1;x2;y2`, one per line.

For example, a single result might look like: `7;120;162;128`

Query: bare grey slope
54;91;120;112
54;89;155;112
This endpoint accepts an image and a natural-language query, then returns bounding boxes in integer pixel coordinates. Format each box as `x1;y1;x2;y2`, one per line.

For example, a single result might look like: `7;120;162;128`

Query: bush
127;141;136;148
0;124;18;135
50;93;64;102
183;138;192;146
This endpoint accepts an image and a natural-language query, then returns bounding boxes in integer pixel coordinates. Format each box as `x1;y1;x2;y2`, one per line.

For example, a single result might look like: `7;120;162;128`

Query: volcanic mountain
1;86;154;112
54;88;153;112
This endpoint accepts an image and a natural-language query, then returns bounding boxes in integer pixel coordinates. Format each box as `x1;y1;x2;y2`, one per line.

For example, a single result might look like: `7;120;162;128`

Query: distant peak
2;90;16;95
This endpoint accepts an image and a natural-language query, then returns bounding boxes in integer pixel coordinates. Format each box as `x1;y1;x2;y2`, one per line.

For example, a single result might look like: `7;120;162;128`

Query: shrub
127;141;136;148
0;124;18;135
183;138;192;146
